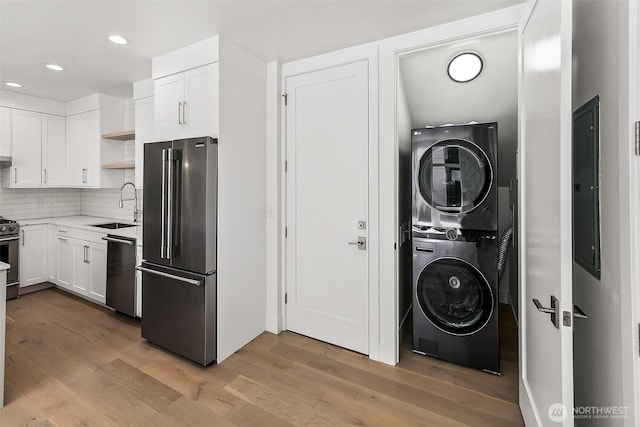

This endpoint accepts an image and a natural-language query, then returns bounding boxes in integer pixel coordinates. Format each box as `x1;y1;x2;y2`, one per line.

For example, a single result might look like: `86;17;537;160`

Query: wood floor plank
5;343;119;426
66;368;162;426
270;341;520;426
224;400;296;427
224;374;344;427
99;358;183;412
140;358;240;416
2;289;523;426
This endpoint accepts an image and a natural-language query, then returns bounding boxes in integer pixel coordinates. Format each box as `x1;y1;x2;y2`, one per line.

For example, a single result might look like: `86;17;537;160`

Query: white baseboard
266;314;281;334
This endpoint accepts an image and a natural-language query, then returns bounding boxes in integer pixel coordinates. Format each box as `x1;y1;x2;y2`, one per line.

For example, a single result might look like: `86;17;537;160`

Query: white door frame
623;0;640;423
378;5;525;365
279;43;381;359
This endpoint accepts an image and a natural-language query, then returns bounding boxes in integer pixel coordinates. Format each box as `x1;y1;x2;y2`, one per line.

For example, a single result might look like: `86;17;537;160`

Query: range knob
7;225;16;232
0;226;6;233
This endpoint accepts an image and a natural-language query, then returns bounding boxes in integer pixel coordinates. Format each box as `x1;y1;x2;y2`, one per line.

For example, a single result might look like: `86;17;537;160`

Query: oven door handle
0;236;19;242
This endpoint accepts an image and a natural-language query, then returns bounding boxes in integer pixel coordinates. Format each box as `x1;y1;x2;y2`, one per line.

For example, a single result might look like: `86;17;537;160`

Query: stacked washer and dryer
411;122;500;375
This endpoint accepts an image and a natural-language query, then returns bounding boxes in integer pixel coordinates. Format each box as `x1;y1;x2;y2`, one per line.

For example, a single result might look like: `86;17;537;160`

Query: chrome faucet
119;182;139;222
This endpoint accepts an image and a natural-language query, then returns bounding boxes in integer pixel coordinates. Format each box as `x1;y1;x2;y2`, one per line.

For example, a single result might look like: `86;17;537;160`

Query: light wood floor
0;288;523;426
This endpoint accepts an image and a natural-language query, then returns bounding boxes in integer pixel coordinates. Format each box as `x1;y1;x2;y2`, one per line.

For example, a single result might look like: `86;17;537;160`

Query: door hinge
635;121;640;156
285;227;288;238
282;93;288;106
285;293;288;304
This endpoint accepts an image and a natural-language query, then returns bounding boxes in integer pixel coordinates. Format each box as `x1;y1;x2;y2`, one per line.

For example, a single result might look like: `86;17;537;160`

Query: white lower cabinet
55;235;74;290
19;225;48;288
85;241;107;304
47;225;58;283
51;228;107;304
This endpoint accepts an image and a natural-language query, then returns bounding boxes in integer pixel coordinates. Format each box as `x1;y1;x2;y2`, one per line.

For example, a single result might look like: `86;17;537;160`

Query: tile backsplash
81;187;143;222
0;174;82;220
0;173;142;222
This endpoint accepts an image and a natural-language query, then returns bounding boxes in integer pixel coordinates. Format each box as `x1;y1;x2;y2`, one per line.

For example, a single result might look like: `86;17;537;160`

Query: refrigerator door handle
135;266;201;286
161;149;167;259
167;148;174;260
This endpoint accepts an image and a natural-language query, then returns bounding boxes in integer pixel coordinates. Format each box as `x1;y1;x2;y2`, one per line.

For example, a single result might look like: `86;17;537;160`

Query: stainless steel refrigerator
138;136;217;366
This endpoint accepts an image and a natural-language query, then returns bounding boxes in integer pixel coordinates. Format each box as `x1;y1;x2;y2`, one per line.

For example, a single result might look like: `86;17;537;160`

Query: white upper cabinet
1;91;126;189
184;64;219;132
65;94;125;188
42;113;66;187
8;109;42;188
154;72;184;137
154;63;219;140
134;95;154;188
65;110;92;186
0;106;11;157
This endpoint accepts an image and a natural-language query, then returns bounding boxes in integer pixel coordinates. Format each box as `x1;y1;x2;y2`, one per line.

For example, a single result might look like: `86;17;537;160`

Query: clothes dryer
412;123;498;232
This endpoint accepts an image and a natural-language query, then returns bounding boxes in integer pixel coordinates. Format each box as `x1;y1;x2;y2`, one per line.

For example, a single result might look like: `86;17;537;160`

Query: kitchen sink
92;222;137;229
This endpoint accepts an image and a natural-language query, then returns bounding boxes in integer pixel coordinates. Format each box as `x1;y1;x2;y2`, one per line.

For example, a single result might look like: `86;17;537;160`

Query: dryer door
416;257;494;336
418;139;492;214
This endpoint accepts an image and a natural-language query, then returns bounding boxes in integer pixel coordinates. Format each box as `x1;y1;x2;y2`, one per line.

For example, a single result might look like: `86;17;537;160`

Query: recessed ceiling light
5;82;22;88
448;52;483;83
45;64;64;71
108;35;128;45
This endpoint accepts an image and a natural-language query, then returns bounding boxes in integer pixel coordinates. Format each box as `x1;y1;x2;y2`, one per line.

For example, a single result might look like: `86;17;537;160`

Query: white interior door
285;60;369;354
519;0;574;425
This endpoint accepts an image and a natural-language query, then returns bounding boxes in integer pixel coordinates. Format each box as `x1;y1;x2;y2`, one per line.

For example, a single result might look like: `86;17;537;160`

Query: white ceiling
0;0;523;102
399;30;518;185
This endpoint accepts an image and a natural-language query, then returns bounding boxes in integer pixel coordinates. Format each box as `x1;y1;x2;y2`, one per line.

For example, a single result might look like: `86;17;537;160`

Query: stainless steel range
0;217;20;300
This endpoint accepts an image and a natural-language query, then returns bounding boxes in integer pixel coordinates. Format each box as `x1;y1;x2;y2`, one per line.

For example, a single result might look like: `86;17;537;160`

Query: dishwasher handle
102;236;135;245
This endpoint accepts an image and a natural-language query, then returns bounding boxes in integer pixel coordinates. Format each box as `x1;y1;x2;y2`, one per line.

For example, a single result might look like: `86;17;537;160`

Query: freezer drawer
139;262;216;366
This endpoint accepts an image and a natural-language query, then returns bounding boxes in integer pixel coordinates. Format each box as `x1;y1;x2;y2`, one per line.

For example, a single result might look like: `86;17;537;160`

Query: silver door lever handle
533;296;560;329
533;298;555;314
348;237;366;250
573;304;588;320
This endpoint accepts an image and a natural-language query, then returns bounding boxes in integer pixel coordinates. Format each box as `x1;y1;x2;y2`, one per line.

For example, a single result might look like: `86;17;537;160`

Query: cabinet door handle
44;168;48;184
14;167;17;184
84;245;90;263
21;230;24;246
182;101;187;124
178;101;183;125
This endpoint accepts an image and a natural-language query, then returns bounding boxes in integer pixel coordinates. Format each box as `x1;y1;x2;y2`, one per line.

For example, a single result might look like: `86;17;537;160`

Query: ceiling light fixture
45;64;64;71
108;35;128;45
4;82;22;88
447;52;483;83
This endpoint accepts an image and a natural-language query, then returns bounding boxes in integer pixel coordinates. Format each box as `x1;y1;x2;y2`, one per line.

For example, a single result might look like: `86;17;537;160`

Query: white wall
397;72;413;338
572;0;631;424
265;61;282;334
216;43;267;362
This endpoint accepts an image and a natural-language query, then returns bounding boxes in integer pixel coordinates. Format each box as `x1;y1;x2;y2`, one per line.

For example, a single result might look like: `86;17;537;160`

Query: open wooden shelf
102;130;135;141
102;163;135;170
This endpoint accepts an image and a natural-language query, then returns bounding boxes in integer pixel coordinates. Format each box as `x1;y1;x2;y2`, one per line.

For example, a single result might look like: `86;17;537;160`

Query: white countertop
19;215;142;243
0;261;8;271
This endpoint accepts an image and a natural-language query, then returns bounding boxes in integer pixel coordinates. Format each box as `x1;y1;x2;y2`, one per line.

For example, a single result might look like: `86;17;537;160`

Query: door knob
348;236;366;250
533;296;560;329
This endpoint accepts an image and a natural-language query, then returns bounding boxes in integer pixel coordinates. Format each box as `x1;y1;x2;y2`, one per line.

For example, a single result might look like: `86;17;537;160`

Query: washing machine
412;123;498;232
412;229;500;374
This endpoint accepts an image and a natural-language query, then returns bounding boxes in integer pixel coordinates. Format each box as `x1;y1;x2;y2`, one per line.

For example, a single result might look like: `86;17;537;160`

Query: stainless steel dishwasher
102;235;137;317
